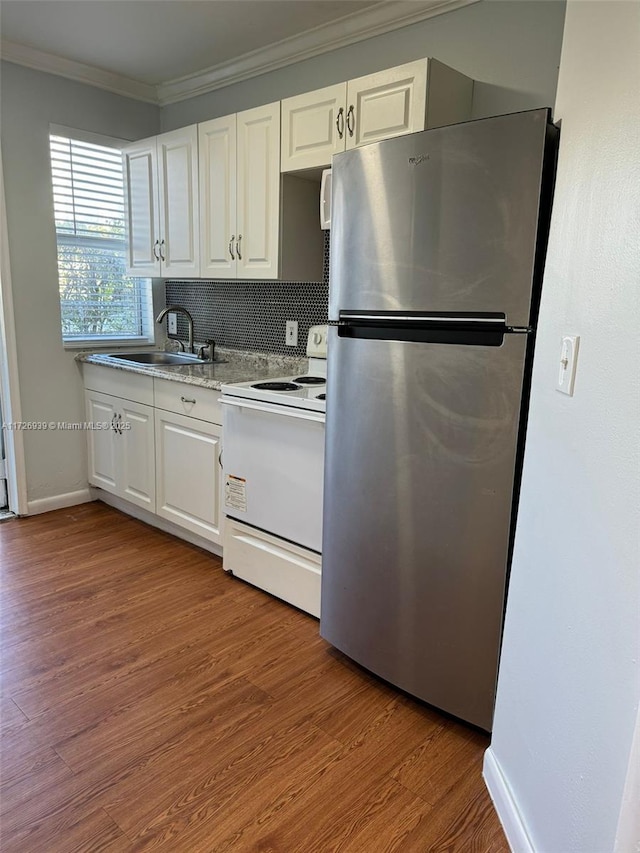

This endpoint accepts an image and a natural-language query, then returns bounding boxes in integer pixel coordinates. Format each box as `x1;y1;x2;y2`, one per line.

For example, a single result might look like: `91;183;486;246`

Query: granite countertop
76;347;308;391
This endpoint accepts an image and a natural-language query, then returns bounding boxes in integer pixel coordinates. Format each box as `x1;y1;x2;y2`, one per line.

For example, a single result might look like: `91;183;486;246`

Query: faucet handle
198;339;216;362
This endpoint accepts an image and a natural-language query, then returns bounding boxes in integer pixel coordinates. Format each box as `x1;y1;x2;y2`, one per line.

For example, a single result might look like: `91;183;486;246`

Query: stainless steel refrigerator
320;109;558;731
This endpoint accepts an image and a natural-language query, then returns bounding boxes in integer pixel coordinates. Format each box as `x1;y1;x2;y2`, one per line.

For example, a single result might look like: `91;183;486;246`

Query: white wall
487;2;640;851
0;62;159;507
162;0;566;129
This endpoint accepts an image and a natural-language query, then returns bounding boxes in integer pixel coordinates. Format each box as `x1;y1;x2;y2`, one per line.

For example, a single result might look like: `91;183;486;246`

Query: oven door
221;396;325;552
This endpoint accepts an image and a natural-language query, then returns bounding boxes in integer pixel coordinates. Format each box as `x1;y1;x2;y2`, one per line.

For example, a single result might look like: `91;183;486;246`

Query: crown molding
0;39;158;104
1;0;479;109
158;0;479;105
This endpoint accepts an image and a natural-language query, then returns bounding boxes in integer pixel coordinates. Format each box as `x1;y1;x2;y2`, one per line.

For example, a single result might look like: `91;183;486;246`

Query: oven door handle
220;396;325;424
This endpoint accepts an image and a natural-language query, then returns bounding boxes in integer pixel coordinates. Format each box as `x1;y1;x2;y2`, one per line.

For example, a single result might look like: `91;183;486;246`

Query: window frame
49;124;155;350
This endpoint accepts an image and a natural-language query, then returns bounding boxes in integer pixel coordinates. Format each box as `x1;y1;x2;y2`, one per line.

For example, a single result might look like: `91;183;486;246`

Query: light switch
286;320;298;347
168;312;178;335
557;335;580;396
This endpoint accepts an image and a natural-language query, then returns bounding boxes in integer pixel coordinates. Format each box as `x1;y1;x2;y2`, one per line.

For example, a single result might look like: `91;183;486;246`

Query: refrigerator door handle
341;313;505;325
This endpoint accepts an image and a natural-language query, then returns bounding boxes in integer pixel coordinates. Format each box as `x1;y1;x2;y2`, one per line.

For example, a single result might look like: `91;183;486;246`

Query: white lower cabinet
155;409;223;545
85;389;155;512
83;365;224;551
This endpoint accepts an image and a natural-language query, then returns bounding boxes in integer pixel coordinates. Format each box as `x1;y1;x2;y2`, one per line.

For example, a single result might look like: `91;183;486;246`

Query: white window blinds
49;132;153;343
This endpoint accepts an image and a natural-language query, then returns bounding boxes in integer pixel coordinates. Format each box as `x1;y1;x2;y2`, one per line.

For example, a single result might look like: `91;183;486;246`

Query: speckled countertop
76;347;308;391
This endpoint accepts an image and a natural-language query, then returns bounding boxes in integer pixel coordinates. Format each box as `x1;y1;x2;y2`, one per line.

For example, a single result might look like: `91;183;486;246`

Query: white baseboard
26;488;93;515
483;747;534;853
95;491;223;559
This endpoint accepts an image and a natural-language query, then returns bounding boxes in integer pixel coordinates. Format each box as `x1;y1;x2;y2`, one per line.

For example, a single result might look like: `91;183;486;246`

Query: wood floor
0;502;508;852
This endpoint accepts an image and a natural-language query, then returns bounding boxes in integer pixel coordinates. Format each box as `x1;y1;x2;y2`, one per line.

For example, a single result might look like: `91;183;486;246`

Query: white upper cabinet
123;139;160;276
124;126;199;278
199;104;280;280
157;126;200;278
281;83;348;172
199;115;237;278
236;103;281;279
199;103;323;282
346;60;428;150
281;59;473;172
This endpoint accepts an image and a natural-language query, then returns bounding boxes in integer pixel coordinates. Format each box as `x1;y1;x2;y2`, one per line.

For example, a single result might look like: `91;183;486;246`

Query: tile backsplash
165;234;329;357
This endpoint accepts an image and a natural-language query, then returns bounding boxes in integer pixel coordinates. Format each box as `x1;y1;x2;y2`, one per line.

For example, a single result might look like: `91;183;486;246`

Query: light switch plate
286;320;298;347
168;312;178;335
557;335;580;396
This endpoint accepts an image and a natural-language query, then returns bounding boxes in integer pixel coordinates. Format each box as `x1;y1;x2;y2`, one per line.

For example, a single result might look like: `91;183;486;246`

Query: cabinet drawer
82;364;154;405
154;379;222;423
223;518;321;618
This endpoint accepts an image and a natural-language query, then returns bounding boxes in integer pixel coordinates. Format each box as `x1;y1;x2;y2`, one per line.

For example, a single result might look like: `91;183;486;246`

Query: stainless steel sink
106;351;226;366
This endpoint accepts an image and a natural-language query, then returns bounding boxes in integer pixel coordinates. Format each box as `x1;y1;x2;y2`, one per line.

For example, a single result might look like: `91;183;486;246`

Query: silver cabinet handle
153;240;160;260
181;395;196;405
229;234;235;260
218;450;223;469
159;239;166;262
336;107;344;139
346;105;355;137
236;234;242;260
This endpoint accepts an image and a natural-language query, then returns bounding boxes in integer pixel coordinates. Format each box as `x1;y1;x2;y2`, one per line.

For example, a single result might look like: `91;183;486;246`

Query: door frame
0;148;28;515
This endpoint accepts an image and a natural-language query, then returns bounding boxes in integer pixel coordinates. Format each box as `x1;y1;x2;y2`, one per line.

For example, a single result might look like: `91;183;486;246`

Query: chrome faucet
156;305;195;354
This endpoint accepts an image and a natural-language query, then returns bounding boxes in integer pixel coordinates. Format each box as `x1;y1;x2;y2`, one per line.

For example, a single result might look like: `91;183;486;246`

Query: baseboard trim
483;747;534;853
95;491;223;559
26;488;93;515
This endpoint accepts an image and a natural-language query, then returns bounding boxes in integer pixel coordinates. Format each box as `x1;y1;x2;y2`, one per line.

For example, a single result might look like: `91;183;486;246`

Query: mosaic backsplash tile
165;234;330;357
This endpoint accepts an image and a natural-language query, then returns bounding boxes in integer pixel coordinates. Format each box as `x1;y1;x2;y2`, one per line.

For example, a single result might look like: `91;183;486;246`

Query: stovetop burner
293;375;325;385
252;381;301;391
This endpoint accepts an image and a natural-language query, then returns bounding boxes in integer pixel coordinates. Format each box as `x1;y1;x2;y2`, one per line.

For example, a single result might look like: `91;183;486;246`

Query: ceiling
0;0;476;104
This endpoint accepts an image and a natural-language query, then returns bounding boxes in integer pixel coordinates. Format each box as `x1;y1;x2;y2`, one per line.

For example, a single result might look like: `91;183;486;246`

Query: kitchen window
49;126;153;347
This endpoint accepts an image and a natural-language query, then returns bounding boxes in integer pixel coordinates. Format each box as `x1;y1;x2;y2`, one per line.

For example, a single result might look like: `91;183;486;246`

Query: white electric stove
219;326;328;617
220;325;327;413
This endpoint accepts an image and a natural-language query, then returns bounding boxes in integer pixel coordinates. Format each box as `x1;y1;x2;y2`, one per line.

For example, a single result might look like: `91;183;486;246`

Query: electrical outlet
168;312;178;335
286;320;298;347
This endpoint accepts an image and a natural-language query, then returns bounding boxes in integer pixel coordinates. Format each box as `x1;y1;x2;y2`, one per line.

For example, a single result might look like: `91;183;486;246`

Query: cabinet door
120;400;156;511
85;391;118;494
281;83;347;172
346;59;427;150
157;126;200;278
123;139;161;276
199;115;237;279
155;410;223;544
236;102;281;280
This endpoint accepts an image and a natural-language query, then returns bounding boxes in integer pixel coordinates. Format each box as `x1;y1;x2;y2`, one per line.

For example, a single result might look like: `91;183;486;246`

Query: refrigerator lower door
320;327;528;730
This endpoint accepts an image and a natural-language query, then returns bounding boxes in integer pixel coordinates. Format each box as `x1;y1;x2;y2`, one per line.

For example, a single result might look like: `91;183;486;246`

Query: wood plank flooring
0;502;508;852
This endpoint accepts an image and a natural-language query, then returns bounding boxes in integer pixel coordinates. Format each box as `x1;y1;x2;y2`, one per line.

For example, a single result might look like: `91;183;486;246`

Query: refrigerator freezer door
329;109;550;328
320;328;528;730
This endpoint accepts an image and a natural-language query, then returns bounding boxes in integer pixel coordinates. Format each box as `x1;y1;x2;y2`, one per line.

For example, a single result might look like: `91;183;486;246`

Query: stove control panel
306;325;328;359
